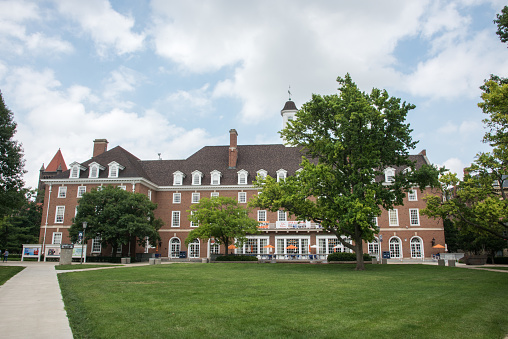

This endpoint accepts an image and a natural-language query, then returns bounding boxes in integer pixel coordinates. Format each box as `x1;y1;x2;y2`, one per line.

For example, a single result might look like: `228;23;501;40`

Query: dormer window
384;168;395;183
173;171;184;186
88;162;105;179
108;161;125;178
257;169;267;180
210;170;222;185
192;170;203;185
276;169;287;182
69;162;86;179
237;169;248;185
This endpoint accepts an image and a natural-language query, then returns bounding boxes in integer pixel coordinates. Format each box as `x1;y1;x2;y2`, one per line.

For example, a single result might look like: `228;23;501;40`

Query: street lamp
80;222;87;264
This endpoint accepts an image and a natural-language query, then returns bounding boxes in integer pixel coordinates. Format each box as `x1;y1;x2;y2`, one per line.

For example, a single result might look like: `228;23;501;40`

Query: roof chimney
93;139;108;157
228;129;238;169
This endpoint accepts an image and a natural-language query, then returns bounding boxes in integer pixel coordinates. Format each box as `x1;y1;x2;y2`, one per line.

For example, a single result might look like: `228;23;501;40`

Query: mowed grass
55;264;122;271
0;266;24;285
58;263;508;339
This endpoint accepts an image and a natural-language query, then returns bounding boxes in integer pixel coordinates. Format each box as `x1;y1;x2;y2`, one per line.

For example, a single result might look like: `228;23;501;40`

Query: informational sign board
21;244;42;262
44;244;86;262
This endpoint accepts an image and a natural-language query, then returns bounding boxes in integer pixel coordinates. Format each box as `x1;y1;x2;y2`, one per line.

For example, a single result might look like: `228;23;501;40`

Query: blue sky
0;0;507;189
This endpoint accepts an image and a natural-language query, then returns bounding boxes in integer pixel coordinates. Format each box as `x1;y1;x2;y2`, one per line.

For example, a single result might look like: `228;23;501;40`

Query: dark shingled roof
48;141;431;188
281;100;297;111
141;144;307;186
52;146;151;180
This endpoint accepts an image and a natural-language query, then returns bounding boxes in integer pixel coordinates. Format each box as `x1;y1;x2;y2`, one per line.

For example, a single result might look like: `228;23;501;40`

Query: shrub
327;252;373;262
215;255;258;261
494;257;508;264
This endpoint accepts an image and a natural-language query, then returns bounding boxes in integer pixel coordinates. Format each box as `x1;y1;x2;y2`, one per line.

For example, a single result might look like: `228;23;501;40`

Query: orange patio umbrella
432;244;445;249
263;245;275;249
286;245;298;250
228;244;237;249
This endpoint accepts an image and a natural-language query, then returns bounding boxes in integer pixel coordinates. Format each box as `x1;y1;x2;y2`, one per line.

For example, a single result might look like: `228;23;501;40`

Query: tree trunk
354;224;365;271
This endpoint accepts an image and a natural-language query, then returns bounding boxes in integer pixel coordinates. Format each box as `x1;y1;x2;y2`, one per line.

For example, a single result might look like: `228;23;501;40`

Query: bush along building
39;100;445;261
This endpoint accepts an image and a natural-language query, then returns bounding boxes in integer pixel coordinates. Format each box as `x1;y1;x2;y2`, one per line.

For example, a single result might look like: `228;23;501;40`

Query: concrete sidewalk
0;261;73;339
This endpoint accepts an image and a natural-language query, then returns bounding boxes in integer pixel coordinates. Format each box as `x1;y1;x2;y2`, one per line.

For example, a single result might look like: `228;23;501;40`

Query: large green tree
186;196;259;255
0;91;25;218
423;80;508;241
0;190;42;253
251;74;440;270
494;5;508;44
70;186;163;257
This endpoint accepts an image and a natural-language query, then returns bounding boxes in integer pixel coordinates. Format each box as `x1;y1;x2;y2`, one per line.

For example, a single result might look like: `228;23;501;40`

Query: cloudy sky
1;0;507;189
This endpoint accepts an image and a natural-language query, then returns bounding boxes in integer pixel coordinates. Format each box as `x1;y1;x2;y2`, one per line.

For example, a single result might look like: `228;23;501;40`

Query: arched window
368;237;379;257
384;168;395;183
170;238;181;258
189;239;200;258
237;169;248;185
192;170;203;185
90;165;99;178
276;169;287;182
410;237;423;258
389;237;402;259
256;169;267;180
173;171;184;186
210;170;221;185
71;166;79;178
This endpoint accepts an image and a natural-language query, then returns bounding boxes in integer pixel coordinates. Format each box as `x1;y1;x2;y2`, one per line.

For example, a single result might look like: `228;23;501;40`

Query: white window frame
238;192;247;203
170;238;181;258
372;216;378;226
389;237;402;258
368;237;379;256
237;169;248;185
69;162;85;179
190;211;198;227
89;164;99;178
210;170;222;185
211;192;219;198
55;206;65;223
107;161;124;178
257;210;267;222
191;170;203;186
278;210;287;222
77;186;86;198
409;208;420;226
257;169;268;180
58;186;67;198
189;239;200;258
148;190;152;201
92;237;102;253
172;211;180;228
52;232;62;245
408;189;417;201
192;192;200;203
410;237;423;258
388;209;398;226
173;193;181;204
173;171;184;186
276;169;287;182
384;168;395;183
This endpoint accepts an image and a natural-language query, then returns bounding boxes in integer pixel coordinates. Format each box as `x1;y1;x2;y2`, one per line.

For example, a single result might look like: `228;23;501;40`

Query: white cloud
55;0;145;56
0;0;73;56
1;67;218;188
164;84;213;117
441;157;466;179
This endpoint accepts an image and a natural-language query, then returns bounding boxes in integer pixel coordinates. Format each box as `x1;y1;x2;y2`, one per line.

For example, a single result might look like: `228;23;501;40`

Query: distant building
39;100;445;261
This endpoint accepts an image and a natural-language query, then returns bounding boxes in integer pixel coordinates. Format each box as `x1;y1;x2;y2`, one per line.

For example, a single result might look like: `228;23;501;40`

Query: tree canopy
423;80;508;241
0;91;25;218
186;196;259;255
70;186;163;256
0;190;42;253
494;5;508;44
251;74;440;270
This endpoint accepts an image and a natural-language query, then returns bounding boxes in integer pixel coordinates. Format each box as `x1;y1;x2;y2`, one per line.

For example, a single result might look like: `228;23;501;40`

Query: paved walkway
0;261;73;339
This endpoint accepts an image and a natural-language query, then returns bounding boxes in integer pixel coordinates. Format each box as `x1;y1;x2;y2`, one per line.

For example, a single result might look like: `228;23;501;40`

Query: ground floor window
276;237;309;255
170;238;181;258
189;239;200;258
410;237;423;258
368;238;379;257
92;237;101;253
318;237;351;254
389;237;402;258
239;237;268;255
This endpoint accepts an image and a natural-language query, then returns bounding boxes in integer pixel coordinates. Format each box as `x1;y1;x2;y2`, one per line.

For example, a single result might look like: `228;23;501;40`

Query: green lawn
55;264;122;271
58;264;508;339
0;266;24;285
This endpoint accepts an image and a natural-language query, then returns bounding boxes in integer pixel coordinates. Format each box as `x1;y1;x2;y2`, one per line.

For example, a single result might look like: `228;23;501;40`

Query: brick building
39;100;445;261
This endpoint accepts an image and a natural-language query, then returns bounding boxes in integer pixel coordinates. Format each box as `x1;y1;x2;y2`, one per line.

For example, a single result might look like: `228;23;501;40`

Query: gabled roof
52;146;150;180
45;149;67;172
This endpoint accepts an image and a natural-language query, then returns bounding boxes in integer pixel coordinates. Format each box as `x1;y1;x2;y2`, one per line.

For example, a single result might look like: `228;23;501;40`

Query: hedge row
215;255;258;261
327;252;373;262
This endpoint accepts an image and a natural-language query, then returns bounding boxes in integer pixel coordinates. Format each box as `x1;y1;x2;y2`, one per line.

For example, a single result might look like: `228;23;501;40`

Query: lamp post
80;222;87;264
